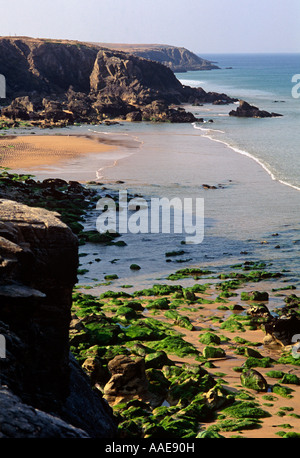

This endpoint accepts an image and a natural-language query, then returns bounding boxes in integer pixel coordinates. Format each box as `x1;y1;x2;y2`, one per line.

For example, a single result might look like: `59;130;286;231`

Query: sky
0;0;299;54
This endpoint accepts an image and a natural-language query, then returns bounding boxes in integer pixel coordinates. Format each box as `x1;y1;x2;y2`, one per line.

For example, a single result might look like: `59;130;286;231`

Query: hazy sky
1;0;299;54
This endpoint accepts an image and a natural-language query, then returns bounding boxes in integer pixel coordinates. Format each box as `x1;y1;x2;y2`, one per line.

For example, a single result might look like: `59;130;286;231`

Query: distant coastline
92;42;220;72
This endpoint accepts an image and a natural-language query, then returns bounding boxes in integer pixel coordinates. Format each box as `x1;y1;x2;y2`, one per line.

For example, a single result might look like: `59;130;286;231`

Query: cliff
0;197;117;438
94;43;220;72
0;37;234;126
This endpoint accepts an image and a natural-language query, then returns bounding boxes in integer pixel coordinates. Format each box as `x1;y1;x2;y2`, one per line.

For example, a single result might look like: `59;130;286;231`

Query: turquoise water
176;54;300;190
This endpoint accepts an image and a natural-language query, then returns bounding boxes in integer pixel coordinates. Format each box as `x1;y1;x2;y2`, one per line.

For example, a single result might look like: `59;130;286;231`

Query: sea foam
192;122;300;192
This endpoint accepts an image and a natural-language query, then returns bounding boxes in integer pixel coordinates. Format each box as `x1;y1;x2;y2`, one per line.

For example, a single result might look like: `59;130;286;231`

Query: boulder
199;332;221;345
229;100;282;118
247;303;271;317
242;291;269;301
104;355;149;405
82;357;110;388
145;351;174;369
126;111;142;122
285;294;300;308
264;313;300;347
240;369;268;392
202;346;226;359
1;96;43;120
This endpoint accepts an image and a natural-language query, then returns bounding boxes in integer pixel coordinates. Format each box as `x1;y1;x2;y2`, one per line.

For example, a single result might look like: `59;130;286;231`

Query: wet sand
0;131;144;182
0;134;123;172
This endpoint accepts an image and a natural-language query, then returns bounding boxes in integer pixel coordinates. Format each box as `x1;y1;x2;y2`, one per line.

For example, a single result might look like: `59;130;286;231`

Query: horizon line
0;36;299;55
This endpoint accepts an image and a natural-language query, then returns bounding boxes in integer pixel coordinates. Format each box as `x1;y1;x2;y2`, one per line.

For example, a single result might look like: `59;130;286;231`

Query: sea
177;53;300;191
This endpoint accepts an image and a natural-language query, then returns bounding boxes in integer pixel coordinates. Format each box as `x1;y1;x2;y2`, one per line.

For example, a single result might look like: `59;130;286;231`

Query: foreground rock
104;355;149;406
0;386;89;438
240;369;268;392
229;100;282;118
0;172;98;236
264;313;300;347
0;199;117;437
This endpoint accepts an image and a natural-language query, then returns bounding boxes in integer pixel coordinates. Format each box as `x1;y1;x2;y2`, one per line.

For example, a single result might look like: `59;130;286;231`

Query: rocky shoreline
0;37;236;129
0;37;283;131
1;171;300;438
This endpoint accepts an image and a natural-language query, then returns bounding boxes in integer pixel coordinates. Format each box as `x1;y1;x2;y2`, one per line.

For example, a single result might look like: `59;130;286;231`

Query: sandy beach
0;134;119;168
0;131;145;182
0;132;140;173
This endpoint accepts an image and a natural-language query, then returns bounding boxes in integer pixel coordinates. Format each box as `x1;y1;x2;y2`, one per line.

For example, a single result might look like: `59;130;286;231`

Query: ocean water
176;53;300;190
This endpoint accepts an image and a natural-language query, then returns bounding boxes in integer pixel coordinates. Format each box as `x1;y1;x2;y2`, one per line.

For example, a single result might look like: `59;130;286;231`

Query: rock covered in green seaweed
240;369;268;392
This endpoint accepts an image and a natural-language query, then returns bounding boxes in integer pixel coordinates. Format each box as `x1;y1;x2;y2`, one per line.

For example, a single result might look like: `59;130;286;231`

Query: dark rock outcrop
0;37;236;125
0;198;117;438
264;313;300;347
0;385;89;438
229;100;282;118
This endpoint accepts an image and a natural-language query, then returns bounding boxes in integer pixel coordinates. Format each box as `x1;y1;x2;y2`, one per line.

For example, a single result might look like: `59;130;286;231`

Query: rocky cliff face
0;198;117;438
0;37;98;96
98;43;219;72
0;37;234;125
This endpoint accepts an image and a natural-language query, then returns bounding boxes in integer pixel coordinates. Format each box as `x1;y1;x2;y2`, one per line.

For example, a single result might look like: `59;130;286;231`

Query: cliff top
0;36;218;72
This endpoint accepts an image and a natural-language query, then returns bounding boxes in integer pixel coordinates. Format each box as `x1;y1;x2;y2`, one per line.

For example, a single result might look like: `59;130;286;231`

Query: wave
180;78;275;99
179;79;205;88
222;88;275;98
277;179;300;192
192;123;300;192
88;129;112;135
96;159;119;180
192;122;225;134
